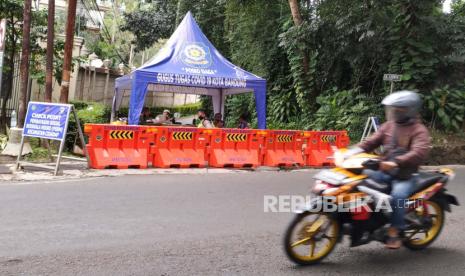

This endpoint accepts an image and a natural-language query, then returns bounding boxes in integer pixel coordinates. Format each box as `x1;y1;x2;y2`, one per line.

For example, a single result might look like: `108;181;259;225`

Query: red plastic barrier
262;130;304;167
303;131;350;167
151;126;208;168
85;124;152;169
206;128;266;168
85;123;350;170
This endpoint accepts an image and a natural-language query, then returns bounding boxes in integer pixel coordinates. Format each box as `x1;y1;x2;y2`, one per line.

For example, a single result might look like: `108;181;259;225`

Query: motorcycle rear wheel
403;200;444;250
284;212;340;265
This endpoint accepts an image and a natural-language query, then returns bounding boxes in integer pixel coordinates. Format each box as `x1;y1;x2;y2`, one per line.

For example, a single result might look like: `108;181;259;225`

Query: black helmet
382;91;421;124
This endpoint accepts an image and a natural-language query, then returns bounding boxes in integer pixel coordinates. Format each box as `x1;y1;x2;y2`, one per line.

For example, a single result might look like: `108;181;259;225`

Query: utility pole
17;0;33;128
45;0;55;102
59;0;77;103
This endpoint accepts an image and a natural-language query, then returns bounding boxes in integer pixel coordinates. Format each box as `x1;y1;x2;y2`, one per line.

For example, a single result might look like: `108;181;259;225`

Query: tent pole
110;89;117;122
220;89;225;116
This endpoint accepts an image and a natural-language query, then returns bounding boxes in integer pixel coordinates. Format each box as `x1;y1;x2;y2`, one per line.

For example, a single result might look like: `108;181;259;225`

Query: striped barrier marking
109;130;134;139
226;133;247;142
321;135;337;143
277;134;293;142
172;132;193;140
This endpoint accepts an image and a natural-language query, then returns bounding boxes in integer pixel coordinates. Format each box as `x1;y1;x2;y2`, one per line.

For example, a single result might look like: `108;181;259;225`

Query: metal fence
0;55;22;130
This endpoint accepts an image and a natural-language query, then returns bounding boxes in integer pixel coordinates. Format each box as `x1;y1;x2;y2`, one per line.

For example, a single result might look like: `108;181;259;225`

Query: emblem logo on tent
181;42;212;68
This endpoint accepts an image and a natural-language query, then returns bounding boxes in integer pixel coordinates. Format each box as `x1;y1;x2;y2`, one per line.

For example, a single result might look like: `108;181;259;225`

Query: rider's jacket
358;119;430;176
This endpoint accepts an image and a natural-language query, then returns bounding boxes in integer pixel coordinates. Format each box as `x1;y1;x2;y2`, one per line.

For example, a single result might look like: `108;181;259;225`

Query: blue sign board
23;102;71;141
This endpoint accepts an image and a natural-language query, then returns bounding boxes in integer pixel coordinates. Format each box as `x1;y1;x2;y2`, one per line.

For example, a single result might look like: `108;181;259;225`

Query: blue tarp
113;12;267;128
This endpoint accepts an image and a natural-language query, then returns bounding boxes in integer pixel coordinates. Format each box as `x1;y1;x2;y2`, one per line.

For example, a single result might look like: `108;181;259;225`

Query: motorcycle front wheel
284;212;340;265
403;200;445;250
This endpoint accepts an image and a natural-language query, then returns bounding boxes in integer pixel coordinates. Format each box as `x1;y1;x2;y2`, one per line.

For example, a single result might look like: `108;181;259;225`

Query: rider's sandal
385;236;402;249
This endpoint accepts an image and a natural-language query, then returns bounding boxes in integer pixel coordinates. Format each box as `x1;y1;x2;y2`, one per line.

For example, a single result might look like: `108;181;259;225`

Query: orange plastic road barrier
84;124;153;169
85;123;350;170
207;128;266;168
303;131;350;167
151;126;208;168
262;130;304;167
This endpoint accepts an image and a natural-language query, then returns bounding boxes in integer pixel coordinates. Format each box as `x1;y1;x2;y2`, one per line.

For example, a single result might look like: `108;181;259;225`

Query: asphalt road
1;169;464;275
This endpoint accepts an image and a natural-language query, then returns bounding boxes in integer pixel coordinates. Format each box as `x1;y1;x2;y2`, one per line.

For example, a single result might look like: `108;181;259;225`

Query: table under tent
112;12;267;129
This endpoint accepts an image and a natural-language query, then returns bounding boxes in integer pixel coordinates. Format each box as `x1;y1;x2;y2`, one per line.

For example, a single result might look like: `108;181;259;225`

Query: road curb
1;162;464;183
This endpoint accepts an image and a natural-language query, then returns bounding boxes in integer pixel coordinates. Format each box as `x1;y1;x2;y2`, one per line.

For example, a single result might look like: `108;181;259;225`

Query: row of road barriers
84;124;350;169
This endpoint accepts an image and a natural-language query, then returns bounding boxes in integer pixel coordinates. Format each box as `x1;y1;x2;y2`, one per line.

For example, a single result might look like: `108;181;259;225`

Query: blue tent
112;12;267;128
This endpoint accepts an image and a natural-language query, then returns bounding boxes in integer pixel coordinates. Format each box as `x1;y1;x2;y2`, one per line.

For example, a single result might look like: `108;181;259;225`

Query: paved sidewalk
0;161;311;183
1;161;464;183
0;164;12;175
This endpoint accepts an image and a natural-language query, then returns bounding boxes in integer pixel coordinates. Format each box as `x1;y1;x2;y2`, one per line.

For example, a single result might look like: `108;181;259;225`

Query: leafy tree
423;85;465;131
0;0;50;130
224;0;293;122
388;0;442;89
118;0;465;133
120;0;177;51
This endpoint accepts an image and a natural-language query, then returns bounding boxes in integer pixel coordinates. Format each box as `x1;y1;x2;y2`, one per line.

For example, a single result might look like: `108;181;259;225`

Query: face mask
386;107;412;124
393;112;410;124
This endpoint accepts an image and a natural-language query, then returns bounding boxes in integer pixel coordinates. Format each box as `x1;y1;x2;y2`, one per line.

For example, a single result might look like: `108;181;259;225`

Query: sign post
15;102;88;175
383;74;402;94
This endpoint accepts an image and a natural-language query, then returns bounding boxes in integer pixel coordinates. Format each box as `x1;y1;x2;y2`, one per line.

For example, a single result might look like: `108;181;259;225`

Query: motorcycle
283;151;459;265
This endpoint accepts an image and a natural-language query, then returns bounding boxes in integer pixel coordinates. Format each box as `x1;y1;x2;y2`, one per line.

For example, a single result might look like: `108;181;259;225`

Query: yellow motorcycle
283;152;459;265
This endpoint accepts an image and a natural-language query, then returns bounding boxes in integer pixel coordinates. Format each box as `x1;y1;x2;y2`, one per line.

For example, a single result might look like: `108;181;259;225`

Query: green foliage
121;1;176;51
268;87;299;123
24;138;55;162
30;39;83;86
66;102;111;151
266;119;306;131
123;0;465;136
279;22;318;113
75;103;110;124
199;95;213;118
84;35;117;59
225;0;289;78
223;0;293;124
0;134;7;151
224;94;255;128
1;0;50;91
388;0;441;89
182;0;228;55
308;89;384;141
423;85;465;131
70;101;92;110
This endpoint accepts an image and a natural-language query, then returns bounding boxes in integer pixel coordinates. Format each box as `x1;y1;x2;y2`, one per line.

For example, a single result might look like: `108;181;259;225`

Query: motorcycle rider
345;91;431;249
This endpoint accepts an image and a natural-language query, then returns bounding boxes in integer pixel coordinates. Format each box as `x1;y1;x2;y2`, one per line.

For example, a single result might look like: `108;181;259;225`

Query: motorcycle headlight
312;180;334;194
333;150;345;167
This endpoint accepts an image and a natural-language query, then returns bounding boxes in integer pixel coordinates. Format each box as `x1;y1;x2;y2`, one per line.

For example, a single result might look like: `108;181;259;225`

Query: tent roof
115;11;265;90
114;12;267;128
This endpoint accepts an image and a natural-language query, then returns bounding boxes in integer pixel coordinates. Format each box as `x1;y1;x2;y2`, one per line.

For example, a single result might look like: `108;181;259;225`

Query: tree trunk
59;0;78;104
45;0;55;103
288;0;303;26
17;0;33;128
287;0;309;74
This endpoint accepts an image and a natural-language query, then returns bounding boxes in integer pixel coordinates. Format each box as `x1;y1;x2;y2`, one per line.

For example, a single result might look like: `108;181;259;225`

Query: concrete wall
74;66;116;105
31;66;199;108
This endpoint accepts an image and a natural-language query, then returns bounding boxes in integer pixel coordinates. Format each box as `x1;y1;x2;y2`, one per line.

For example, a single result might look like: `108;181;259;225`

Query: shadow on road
290;246;465;274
